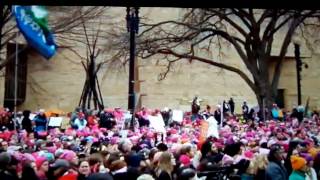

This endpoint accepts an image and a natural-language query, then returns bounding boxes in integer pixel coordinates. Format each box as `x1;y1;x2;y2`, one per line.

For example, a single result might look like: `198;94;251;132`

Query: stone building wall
1;7;319;112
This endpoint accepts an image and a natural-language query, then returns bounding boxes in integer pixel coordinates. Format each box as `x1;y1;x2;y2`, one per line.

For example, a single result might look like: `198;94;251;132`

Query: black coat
22;117;33;133
0;170;19;180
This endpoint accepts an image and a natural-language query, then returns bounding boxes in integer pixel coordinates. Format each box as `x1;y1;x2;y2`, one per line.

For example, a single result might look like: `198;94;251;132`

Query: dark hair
88;153;103;166
224;142;242;157
268;144;282;163
200;140;212;160
178;168;196;180
78;158;89;167
21;163;39;180
235;159;250;175
157;142;168;152
260;142;268;149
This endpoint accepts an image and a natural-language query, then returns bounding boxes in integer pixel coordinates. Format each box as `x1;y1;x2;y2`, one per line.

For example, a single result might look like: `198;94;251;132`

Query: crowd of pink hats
0;106;319;180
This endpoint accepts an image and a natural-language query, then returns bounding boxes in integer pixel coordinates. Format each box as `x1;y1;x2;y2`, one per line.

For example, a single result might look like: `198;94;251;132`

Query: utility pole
126;7;139;130
294;43;302;105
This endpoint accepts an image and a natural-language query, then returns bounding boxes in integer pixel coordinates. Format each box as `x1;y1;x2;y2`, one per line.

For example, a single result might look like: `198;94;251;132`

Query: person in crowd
222;100;229;115
0;152;19;180
271;104;280;121
155;152;174;180
36;156;49;180
203;105;213;120
297;106;305;124
284;140;300;174
0;112;15;131
73;113;87;131
191;96;201;121
86;110;97;128
99;109;115;129
228;98;235;116
22;110;33;133
78;159;91;180
289;155;307;180
265;144;288;180
21;162;39;180
248;108;255;121
34;109;48;134
214;105;222;125
242;101;249;121
70;107;82;129
161;107;171;126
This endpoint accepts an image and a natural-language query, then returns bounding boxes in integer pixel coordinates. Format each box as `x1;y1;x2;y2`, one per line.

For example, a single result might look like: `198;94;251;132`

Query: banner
14;6;56;59
172;110;183;123
148;115;165;133
207;116;219;138
48;117;63;127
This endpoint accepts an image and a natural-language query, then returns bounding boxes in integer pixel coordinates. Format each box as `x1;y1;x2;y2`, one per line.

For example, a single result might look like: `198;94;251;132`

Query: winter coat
265;161;288;180
289;170;306;180
34;115;47;132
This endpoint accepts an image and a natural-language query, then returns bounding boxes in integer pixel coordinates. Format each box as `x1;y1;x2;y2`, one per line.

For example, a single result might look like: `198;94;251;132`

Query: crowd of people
0;101;319;180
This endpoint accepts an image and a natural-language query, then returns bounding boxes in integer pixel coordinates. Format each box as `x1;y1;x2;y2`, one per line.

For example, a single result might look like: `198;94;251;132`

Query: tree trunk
255;80;275;120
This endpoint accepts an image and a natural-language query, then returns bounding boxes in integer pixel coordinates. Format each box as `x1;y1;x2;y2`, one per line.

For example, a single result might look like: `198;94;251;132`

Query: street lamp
294;43;302;105
126;7;139;130
292;35;308;106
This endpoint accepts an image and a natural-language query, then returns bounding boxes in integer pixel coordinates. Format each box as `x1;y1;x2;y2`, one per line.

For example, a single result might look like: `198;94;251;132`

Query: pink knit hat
36;156;48;169
179;155;191;166
244;151;254;159
59;150;77;161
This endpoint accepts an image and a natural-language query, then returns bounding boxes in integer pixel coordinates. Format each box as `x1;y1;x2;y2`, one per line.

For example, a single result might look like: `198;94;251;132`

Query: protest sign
207;116;219;138
172;110;183;122
48;117;63;127
148;115;165;133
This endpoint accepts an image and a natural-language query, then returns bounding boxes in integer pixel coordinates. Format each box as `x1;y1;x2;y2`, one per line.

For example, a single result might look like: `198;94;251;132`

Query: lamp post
126;7;139;130
294;43;302;106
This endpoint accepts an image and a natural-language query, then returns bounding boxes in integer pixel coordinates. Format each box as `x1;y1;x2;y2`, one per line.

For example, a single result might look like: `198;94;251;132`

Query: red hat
179;155;191;166
244;151;254;159
36;156;47;169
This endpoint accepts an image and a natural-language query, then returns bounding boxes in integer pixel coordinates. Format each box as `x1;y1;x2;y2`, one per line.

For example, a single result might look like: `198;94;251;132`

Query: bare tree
132;9;320;110
0;6;106;70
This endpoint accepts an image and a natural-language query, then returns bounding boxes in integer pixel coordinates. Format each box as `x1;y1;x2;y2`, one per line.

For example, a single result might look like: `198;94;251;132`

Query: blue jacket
34;115;47;132
265;162;288;180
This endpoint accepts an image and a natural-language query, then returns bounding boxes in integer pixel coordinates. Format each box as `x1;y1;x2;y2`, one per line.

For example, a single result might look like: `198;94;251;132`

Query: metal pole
127;7;139;130
14;32;19;131
220;102;223;129
128;10;136;113
294;44;302;105
262;97;266;122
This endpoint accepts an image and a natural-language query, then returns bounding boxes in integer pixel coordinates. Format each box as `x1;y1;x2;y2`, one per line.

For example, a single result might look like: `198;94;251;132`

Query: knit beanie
36;156;48;169
179;154;191;166
59;150;77;161
291;155;306;171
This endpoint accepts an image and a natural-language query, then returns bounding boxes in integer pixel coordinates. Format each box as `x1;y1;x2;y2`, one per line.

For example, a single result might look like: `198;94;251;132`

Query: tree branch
271;10;316;91
151;48;257;93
